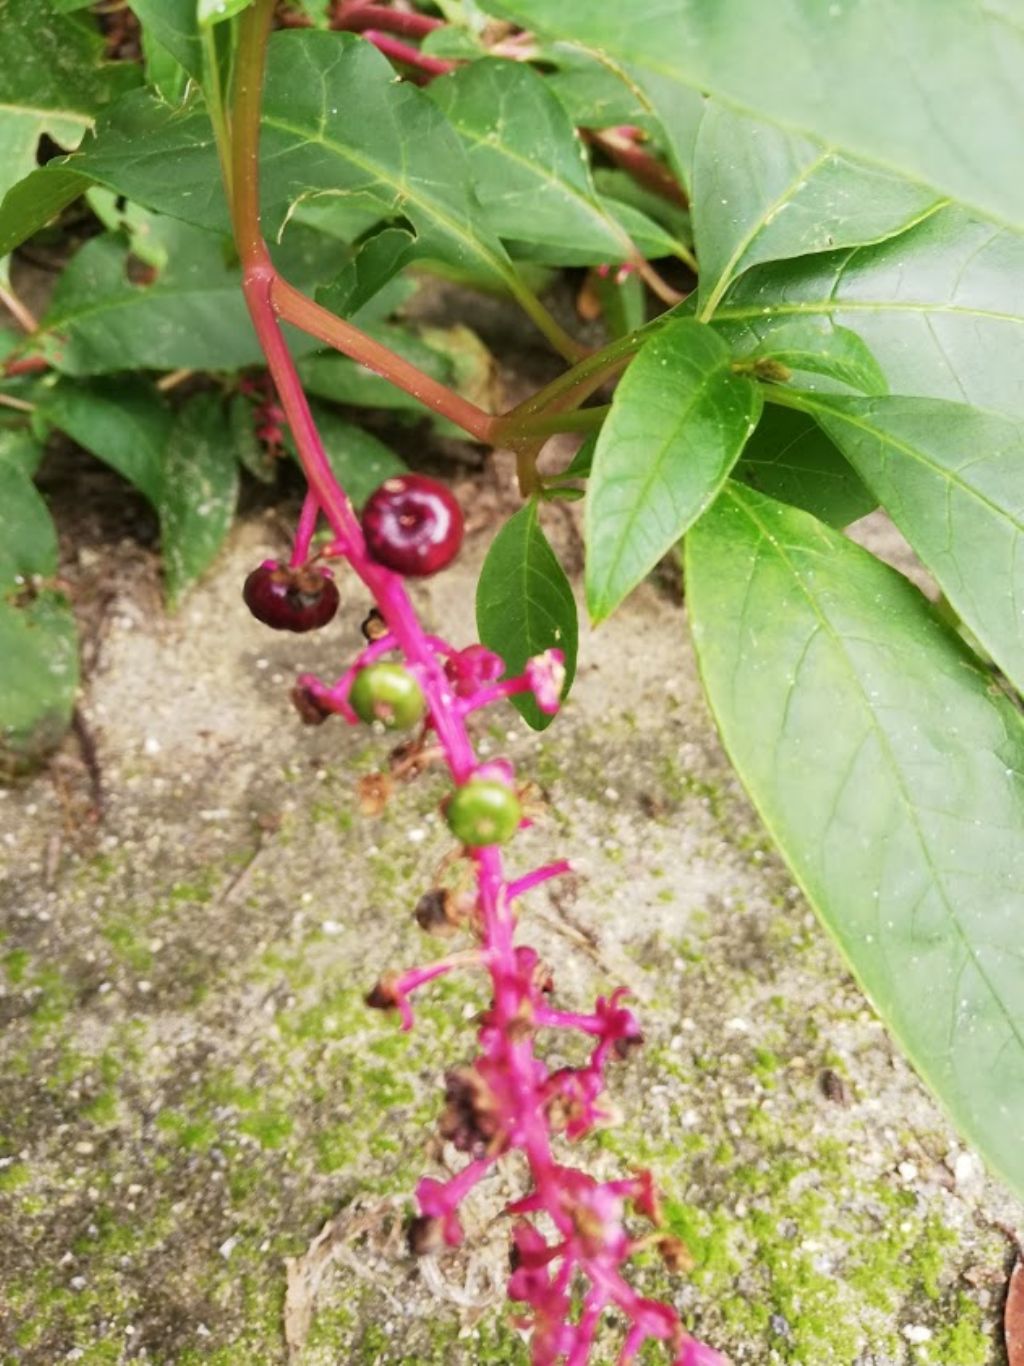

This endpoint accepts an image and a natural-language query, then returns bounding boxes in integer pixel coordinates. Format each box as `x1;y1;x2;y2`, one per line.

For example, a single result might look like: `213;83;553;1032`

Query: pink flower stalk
241;436;721;1360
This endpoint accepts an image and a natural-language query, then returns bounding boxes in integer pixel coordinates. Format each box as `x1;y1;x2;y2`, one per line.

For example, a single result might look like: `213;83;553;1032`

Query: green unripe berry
349;663;425;730
445;780;522;847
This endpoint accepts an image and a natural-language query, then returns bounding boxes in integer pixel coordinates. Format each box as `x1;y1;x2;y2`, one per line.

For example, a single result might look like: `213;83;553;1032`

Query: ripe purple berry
242;560;339;633
361;475;463;577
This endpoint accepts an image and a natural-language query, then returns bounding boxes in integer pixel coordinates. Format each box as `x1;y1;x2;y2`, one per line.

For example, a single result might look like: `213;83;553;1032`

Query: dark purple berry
243;560;339;633
361;475;463;577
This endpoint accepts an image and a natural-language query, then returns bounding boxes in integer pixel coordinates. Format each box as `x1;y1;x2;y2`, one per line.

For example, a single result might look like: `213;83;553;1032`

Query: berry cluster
243;465;721;1364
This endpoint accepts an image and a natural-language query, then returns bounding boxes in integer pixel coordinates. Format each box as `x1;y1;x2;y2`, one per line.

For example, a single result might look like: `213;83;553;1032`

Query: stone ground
1;262;1022;1364
2;450;1022;1366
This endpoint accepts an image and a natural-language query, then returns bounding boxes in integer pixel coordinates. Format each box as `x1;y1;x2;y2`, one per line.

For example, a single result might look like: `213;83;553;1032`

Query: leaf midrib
715;297;1024;327
0;101;93;126
722;482;1024;1067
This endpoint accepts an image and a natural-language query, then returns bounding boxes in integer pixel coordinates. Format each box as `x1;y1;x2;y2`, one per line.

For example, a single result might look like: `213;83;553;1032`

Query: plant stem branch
270;277;496;441
509;405;611;440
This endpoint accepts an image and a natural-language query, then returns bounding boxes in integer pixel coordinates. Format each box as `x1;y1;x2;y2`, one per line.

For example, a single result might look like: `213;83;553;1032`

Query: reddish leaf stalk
361;28;457;76
331;1;443;38
224;5;721;1361
584;127;689;210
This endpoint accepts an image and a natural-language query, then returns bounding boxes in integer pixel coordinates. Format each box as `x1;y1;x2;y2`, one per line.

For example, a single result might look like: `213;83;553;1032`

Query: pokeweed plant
1;0;1024;1359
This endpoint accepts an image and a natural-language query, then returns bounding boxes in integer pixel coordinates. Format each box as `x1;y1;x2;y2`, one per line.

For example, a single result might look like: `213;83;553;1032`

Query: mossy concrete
1;508;1020;1365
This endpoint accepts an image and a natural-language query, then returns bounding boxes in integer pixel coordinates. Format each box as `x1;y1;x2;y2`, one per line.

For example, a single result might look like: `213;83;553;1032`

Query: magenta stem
363;30;456;76
506;860;573;902
290;488;322;565
457;677;531;714
333;2;443;38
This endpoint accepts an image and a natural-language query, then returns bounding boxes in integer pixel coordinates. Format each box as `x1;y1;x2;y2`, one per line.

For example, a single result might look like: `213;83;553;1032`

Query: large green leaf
34;218;342;375
429;58;673;266
785;392;1024;697
74;32;518;288
0;0;132;208
476;499;578;732
693;102;939;318
159;393;239;606
686;481;1024;1199
734;406;875;529
40;378;171;507
585;318;761;622
713;208;1024;422
0;432;78;766
478;0;1024;233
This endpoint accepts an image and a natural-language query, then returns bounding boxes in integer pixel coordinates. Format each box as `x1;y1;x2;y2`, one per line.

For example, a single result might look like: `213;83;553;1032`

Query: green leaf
159;393;239;606
0;166;91;261
476;499;578;732
585;318;761;622
288;404;406;510
713;207;1024;423
734;405;875;529
35;217;341;375
0;428;44;477
739;319;888;396
0;0;132;214
130;0;203;77
39;377;171;507
478;0;1024;234
0;432;78;766
429;58;669;266
791;392;1024;697
0;591;79;769
0;434;58;582
565;433;597;479
229;392;277;485
686;481;1024;1200
86;187;170;269
693;102;939;319
197;0;253;27
542;43;655;130
75;33;519;286
315;227;416;323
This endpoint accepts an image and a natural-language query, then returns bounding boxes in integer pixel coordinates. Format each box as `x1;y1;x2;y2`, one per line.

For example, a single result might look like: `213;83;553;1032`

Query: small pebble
901;1324;932;1344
